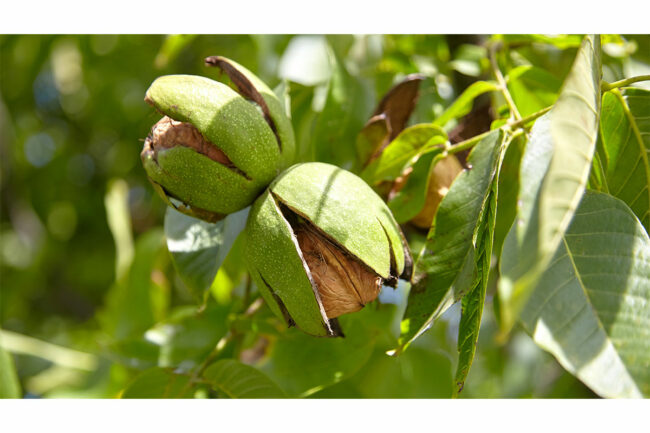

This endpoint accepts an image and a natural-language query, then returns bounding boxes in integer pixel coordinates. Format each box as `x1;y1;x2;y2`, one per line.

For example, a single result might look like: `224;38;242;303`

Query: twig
489;43;522;121
602;75;650;91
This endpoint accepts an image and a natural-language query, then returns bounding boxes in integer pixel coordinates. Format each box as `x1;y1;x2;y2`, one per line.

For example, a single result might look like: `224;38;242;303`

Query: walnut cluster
295;224;382;319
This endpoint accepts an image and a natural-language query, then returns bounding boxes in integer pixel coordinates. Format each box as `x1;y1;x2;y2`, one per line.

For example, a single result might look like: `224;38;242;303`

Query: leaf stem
602;75;650;91
507;105;552;130
447;105;548;156
489;44;522;121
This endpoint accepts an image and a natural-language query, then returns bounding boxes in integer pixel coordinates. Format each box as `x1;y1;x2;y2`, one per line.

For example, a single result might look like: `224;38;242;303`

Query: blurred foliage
1;34;647;399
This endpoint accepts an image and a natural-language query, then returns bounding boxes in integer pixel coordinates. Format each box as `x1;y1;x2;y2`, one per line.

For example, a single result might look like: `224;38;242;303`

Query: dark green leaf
387;149;442;223
499;35;602;335
454;136;504;396
203;359;285;398
599;87;650;232
520;191;650;398
396;130;505;353
164;206;249;299
493;134;524;258
121;367;194;398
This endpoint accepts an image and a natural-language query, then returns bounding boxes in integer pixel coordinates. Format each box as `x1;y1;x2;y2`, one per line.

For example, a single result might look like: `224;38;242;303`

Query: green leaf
355;114;390;171
144;304;230;372
310;48;374;167
395;130;505;353
154;35;196;69
493;135;524;259
121;367;194;398
315;346;453;398
203;360;286;398
453;135;506;396
99;229;165;340
498;35;602;335
520;191;650;398
387;150;442;223
433;81;498;129
599;88;650;232
261;306;384;397
360;124;446;185
499;34;584;49
507;65;562;117
0;339;21;398
164;206;249;299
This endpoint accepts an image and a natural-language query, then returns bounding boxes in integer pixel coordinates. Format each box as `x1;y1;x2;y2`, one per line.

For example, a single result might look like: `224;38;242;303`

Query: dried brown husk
148;116;234;166
295;223;382;319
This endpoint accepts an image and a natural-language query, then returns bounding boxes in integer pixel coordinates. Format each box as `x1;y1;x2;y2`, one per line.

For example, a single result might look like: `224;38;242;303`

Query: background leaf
164;206;249;299
507;65;562;117
203;359;285;398
121;367;194;398
599;87;650;231
99;229;166;340
520;191;650;398
0;339;21;398
396;130;505;353
499;35;602;335
260;306;386;397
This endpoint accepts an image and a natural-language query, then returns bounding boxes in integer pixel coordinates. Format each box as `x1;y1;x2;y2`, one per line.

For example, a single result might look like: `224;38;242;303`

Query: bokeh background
2;35;648;398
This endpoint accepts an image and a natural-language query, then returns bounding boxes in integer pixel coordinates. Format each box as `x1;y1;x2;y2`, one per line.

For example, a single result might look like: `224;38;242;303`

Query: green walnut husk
141;57;295;222
245;162;412;337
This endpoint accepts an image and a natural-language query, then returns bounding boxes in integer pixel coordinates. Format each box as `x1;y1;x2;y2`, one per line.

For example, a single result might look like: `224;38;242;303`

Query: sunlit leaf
361;124;446;185
203;359;285;398
164;206;249;299
499;35;602;335
433;81;498;129
396;130;505;353
520;191;650;398
599;87;650;231
499;34;584;49
121;367;194;398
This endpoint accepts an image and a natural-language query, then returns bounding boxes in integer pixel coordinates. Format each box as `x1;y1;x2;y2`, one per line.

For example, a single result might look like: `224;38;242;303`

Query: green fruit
141;57;295;222
245;162;412;337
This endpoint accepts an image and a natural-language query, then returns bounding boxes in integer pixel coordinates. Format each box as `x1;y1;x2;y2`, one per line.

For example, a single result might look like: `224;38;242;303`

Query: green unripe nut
245;162;412;337
141;57;295;222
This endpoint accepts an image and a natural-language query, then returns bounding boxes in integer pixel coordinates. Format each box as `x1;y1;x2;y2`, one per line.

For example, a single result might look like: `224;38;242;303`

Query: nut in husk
141;57;295;222
245;162;412;337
